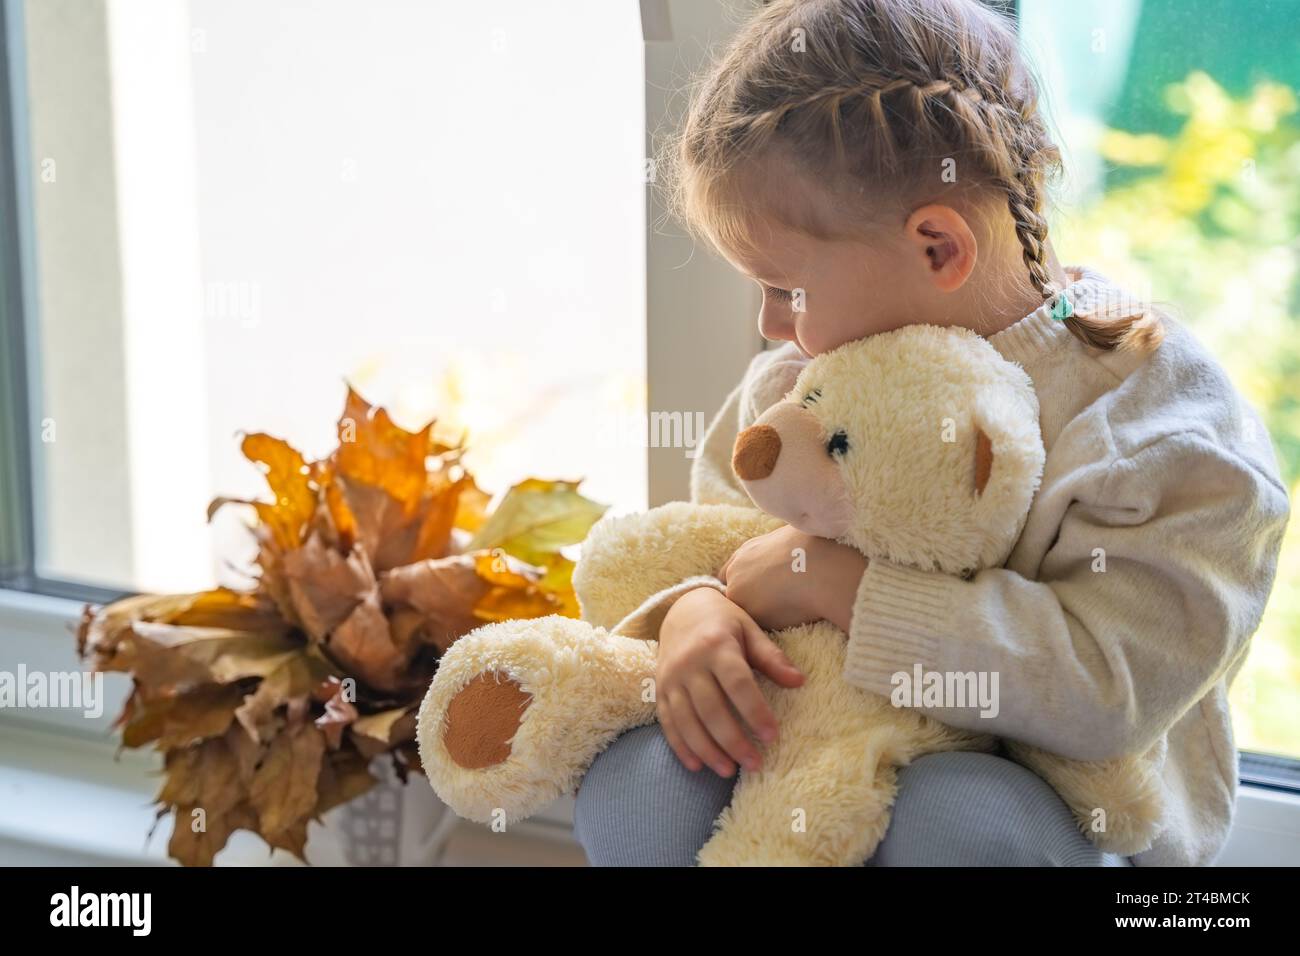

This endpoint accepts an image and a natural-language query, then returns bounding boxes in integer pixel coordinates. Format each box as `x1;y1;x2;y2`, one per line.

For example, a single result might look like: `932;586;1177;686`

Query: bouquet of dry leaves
76;387;606;865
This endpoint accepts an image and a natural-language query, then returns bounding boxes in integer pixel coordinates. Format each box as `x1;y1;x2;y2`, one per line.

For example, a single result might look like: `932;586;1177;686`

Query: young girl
573;0;1289;866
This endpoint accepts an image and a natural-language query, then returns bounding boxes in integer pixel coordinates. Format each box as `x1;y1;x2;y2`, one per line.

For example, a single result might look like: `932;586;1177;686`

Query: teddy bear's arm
1002;738;1167;856
571;501;784;632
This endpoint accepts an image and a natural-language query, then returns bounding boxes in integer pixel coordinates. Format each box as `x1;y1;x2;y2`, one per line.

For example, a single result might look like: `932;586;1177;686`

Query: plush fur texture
769;326;1045;574
417;616;658;824
417;326;1165;862
695;621;997;866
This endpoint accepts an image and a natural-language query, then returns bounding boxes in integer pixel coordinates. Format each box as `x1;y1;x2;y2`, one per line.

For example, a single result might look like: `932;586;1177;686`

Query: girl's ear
904;203;978;293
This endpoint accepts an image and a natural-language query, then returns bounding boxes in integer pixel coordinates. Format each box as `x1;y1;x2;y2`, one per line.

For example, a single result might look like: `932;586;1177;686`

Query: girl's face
714;163;1003;356
722;214;924;358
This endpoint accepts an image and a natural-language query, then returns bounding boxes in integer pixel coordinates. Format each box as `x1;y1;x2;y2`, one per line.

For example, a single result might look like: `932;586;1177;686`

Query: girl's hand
656;586;805;777
719;525;869;633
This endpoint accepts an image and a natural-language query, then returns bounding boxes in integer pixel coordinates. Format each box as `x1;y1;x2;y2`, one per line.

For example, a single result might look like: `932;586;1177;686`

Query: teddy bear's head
731;325;1044;576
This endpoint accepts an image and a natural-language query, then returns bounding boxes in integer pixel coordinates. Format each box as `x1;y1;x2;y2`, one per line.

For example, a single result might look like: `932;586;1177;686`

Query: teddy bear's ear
974;427;994;495
968;385;1045;506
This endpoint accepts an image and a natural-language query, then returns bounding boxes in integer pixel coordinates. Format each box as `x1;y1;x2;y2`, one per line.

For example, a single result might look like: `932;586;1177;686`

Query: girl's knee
574;723;736;866
870;751;1111;867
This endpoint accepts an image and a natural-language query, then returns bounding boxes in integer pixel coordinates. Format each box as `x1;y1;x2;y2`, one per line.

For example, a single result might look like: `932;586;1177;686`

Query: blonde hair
666;0;1162;353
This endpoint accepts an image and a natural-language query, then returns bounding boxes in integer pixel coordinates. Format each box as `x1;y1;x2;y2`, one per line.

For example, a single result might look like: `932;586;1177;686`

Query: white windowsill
0;588;580;866
3;588;1297;866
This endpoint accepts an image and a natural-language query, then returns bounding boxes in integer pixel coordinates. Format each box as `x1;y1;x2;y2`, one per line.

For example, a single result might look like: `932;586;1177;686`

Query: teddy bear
416;325;1166;865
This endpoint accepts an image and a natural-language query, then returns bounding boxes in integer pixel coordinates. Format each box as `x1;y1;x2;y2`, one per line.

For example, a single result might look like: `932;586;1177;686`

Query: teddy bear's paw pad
443;672;533;769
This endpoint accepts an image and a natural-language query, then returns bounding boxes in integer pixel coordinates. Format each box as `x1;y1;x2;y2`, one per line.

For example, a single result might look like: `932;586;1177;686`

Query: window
4;0;1292;784
3;0;650;597
1019;0;1300;765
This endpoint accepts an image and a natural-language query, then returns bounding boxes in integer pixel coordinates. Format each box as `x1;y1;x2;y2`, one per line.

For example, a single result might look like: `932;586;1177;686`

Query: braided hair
666;0;1162;353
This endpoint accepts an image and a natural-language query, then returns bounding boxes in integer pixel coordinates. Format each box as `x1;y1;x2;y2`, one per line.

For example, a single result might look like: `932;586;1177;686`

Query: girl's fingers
687;674;759;773
671;685;736;778
657;696;702;772
714;654;779;748
741;616;805;688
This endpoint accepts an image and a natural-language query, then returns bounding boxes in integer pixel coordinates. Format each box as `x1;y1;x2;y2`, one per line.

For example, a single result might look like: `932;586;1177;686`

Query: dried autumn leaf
158;736;245;817
168;803;255;868
379;551;569;652
264;818;310;863
322;588;408;694
281;532;377;641
159;735;251;867
80;383;605;864
138;684;245;751
335;386;434;511
248;721;326;839
379;555;490;652
350;706;415;746
117;688;168;749
470;551;566;623
127;623;301;689
314;459;359;553
315;749;377;817
452;474;492;532
80;589;284;669
409;470;467;563
333;480;409;571
235;652;335;744
225;723;264;785
316;679;360;750
535;553;580;618
387;607;429;657
240;432;317;552
207;434;316;556
467;478;607;565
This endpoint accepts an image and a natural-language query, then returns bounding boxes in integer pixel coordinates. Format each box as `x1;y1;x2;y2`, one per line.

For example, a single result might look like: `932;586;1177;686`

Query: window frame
0;0;125;607
0;0;1296;795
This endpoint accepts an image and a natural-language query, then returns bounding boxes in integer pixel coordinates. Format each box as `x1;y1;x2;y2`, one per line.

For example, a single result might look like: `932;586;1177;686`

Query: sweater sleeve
842;432;1291;762
688;377;752;509
690;343;807;507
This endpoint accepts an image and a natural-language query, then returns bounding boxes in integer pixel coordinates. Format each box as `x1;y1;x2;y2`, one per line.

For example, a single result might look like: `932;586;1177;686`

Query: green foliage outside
1055;72;1299;758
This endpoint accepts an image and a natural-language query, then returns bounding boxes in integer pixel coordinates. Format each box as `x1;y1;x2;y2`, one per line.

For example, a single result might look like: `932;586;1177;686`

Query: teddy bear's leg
697;737;904;867
695;622;997;867
417;614;657;826
692;624;927;866
1002;740;1166;856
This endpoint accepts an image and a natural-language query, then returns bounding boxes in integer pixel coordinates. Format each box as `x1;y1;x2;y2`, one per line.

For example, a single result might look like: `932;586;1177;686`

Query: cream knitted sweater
664;266;1290;866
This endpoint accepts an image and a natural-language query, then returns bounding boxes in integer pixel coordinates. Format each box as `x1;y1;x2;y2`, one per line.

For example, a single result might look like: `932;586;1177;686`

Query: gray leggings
573;723;1132;866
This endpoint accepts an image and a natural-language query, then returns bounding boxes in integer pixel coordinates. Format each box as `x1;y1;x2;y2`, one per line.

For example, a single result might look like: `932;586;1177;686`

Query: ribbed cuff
607;575;726;642
842;560;960;694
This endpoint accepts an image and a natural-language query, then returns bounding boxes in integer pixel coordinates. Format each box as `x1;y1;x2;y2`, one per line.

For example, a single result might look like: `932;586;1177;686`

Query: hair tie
1049;290;1074;321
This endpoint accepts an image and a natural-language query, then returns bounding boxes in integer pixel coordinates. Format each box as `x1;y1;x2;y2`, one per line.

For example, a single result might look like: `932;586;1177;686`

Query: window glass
1021;0;1300;760
15;0;646;594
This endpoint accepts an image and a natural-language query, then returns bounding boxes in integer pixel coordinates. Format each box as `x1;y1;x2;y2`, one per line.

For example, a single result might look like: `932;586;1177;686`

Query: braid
669;0;1164;355
935;79;1163;352
900;76;1062;305
1006;162;1058;300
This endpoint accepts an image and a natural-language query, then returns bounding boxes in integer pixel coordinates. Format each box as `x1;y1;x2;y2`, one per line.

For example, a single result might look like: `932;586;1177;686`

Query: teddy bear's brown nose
733;424;781;480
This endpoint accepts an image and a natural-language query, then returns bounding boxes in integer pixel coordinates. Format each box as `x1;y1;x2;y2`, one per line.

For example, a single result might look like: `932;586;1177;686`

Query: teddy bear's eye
826;430;849;458
801;388;822;407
